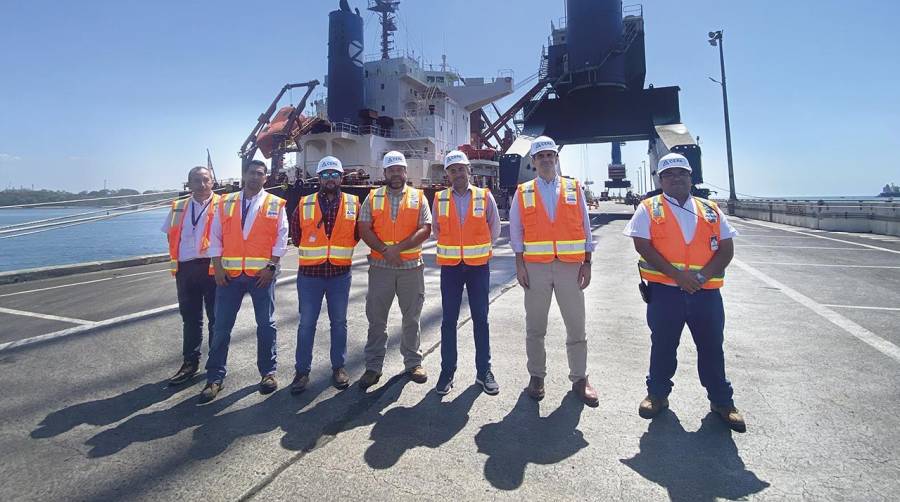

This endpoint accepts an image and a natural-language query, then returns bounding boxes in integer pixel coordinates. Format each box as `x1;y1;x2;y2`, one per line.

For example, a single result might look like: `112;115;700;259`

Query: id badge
309;235;317;243
710;236;719;251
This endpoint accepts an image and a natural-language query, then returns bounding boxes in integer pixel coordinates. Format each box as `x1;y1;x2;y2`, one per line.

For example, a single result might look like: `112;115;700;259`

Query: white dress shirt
160;195;215;262
622;193;739;242
206;189;289;258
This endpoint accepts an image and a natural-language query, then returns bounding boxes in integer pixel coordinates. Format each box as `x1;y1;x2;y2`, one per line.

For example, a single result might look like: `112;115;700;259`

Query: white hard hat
316;156;344;174
657;153;692;174
529;136;558;157
382;151;407;169
443;150;470;169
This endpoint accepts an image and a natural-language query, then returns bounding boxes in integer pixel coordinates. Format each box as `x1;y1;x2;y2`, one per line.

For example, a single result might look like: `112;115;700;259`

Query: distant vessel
879;183;899;197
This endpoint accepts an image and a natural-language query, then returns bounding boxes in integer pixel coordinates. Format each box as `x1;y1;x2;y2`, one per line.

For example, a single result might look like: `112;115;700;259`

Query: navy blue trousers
440;263;492;377
646;282;734;407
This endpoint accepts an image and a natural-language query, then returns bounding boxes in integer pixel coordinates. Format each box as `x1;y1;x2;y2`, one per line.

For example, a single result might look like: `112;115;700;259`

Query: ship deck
2;201;899;500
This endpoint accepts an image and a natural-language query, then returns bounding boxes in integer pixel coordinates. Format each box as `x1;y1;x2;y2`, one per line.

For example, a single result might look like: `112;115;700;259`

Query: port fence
720;199;900;237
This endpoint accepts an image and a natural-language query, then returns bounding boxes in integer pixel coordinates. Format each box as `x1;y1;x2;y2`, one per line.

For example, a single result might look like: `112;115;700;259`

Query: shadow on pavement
30;377;201;439
364;384;482;469
620;410;770;502
474;390;588;490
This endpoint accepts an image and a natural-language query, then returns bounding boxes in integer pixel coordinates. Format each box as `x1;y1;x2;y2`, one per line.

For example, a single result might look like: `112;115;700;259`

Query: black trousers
174;258;217;364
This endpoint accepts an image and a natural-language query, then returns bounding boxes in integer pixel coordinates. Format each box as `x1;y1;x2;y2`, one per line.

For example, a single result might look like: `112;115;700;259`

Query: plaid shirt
291;190;357;278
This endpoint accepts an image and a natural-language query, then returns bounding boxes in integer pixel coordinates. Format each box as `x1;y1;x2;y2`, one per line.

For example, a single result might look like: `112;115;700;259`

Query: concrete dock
2;201;899;501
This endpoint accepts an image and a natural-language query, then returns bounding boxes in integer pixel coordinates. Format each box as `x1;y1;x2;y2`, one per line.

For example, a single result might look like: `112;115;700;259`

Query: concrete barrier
0;253;170;285
721;199;900;236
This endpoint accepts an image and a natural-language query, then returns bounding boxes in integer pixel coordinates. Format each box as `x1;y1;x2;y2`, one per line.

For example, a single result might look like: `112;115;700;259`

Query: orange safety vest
297;191;360;266
368;185;423;261
218;191;286;277
638;195;724;289
166;194;219;275
517;177;586;263
434;186;492;266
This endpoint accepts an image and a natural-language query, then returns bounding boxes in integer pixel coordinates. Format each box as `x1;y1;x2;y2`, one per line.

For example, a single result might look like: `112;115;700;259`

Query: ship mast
367;0;400;60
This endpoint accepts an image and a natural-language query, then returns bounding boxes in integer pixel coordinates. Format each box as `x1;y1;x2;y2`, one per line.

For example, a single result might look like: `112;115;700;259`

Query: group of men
162;135;746;432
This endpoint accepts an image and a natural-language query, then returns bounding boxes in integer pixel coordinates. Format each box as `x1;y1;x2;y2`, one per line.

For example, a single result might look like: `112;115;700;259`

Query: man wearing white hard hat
509;135;599;407
357;151;432;389
623;152;746;432
431;150;502;395
289;156;360;393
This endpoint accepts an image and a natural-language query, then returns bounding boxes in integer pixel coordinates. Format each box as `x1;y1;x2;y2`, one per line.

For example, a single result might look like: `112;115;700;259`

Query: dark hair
243;159;268;174
187;166;211;182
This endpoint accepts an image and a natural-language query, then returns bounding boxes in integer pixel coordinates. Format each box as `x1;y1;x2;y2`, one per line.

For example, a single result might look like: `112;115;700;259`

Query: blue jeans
440;263;491;377
205;274;278;384
295;272;351;374
645;282;734;407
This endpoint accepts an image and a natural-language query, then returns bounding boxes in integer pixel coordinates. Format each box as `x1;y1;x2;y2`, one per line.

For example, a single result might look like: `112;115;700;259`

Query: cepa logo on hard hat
657;153;692;174
529;136;558;157
443;150;470;169
382;151;407;169
316;156;344;174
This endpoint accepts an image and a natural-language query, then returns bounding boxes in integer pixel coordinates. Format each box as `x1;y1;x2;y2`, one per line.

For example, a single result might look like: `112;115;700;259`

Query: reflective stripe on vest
638;195;724;289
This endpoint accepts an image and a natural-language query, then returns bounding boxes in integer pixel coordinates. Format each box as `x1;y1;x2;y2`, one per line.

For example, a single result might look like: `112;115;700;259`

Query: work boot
435;372;454;396
290;372;309;394
572;377;599;407
526;376;545;400
711;403;747;433
259;374;278;395
638;394;669;419
169;361;198;385
198;382;222;404
476;370;500;396
408;365;428;384
332;367;350;389
358;370;382;390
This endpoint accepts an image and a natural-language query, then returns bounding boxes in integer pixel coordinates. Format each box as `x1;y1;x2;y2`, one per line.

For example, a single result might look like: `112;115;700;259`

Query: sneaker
199;382;222;404
711;403;747;433
332;367;350;389
476;370;500;395
408;365;428;384
169;361;199;385
259;374;278;395
290;372;309;394
638;394;669;419
435;372;454;395
358;370;382;390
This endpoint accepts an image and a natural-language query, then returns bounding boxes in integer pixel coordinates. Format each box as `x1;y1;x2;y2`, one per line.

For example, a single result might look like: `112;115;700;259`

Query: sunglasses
320;172;342;180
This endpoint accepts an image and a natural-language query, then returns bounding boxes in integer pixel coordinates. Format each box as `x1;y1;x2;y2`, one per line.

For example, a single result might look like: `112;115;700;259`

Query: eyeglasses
319;172;342;180
660;171;691;179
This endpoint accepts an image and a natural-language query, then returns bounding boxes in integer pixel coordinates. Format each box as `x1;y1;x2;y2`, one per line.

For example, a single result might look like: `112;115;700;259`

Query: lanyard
190;198;212;228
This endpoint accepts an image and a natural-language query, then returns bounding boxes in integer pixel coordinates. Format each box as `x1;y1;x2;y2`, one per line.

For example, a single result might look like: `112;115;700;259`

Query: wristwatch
265;262;277;272
695;272;707;284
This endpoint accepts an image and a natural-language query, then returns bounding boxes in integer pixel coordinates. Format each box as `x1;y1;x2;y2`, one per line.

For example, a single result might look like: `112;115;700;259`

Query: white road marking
739;245;880;250
0;307;92;325
736;219;900;255
742;261;900;269
733;258;900;363
822;304;900;312
0;268;168;298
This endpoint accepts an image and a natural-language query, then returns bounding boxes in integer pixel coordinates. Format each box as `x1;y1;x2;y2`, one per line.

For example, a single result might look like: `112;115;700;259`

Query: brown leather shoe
358;370;382;390
526;376;545;400
290;372;309;394
408;365;428;384
169;361;199;385
199;382;222;404
711;403;747;433
332;367;350;389
638;394;669;419
572;377;599;407
259;374;278;395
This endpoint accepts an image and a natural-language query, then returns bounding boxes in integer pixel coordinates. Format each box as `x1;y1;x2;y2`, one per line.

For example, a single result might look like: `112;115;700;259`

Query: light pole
708;30;737;211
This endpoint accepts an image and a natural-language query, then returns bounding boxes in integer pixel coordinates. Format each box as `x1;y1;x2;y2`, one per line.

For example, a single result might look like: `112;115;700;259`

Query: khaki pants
364;265;425;372
524;260;588;382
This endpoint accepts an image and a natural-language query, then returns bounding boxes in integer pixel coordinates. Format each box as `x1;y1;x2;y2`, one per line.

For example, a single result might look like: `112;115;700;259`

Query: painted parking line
0;268;168;298
0;307;92;325
822;304;900;312
733;258;900;363
738;245;882;250
742;261;900;269
736;219;900;255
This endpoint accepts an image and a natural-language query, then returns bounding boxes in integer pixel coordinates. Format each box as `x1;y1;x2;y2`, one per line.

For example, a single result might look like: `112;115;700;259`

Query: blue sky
1;0;897;197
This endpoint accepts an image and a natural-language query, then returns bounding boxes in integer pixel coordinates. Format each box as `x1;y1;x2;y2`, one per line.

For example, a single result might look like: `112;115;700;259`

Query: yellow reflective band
344;194;358;219
302;194;317;221
472;188;485;216
371;187;386;211
520;181;536;208
437;189;451;218
329;247;354;259
221;257;243;270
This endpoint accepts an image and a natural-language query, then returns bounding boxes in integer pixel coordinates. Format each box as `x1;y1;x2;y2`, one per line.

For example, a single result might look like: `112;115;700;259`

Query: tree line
0;188;178;207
